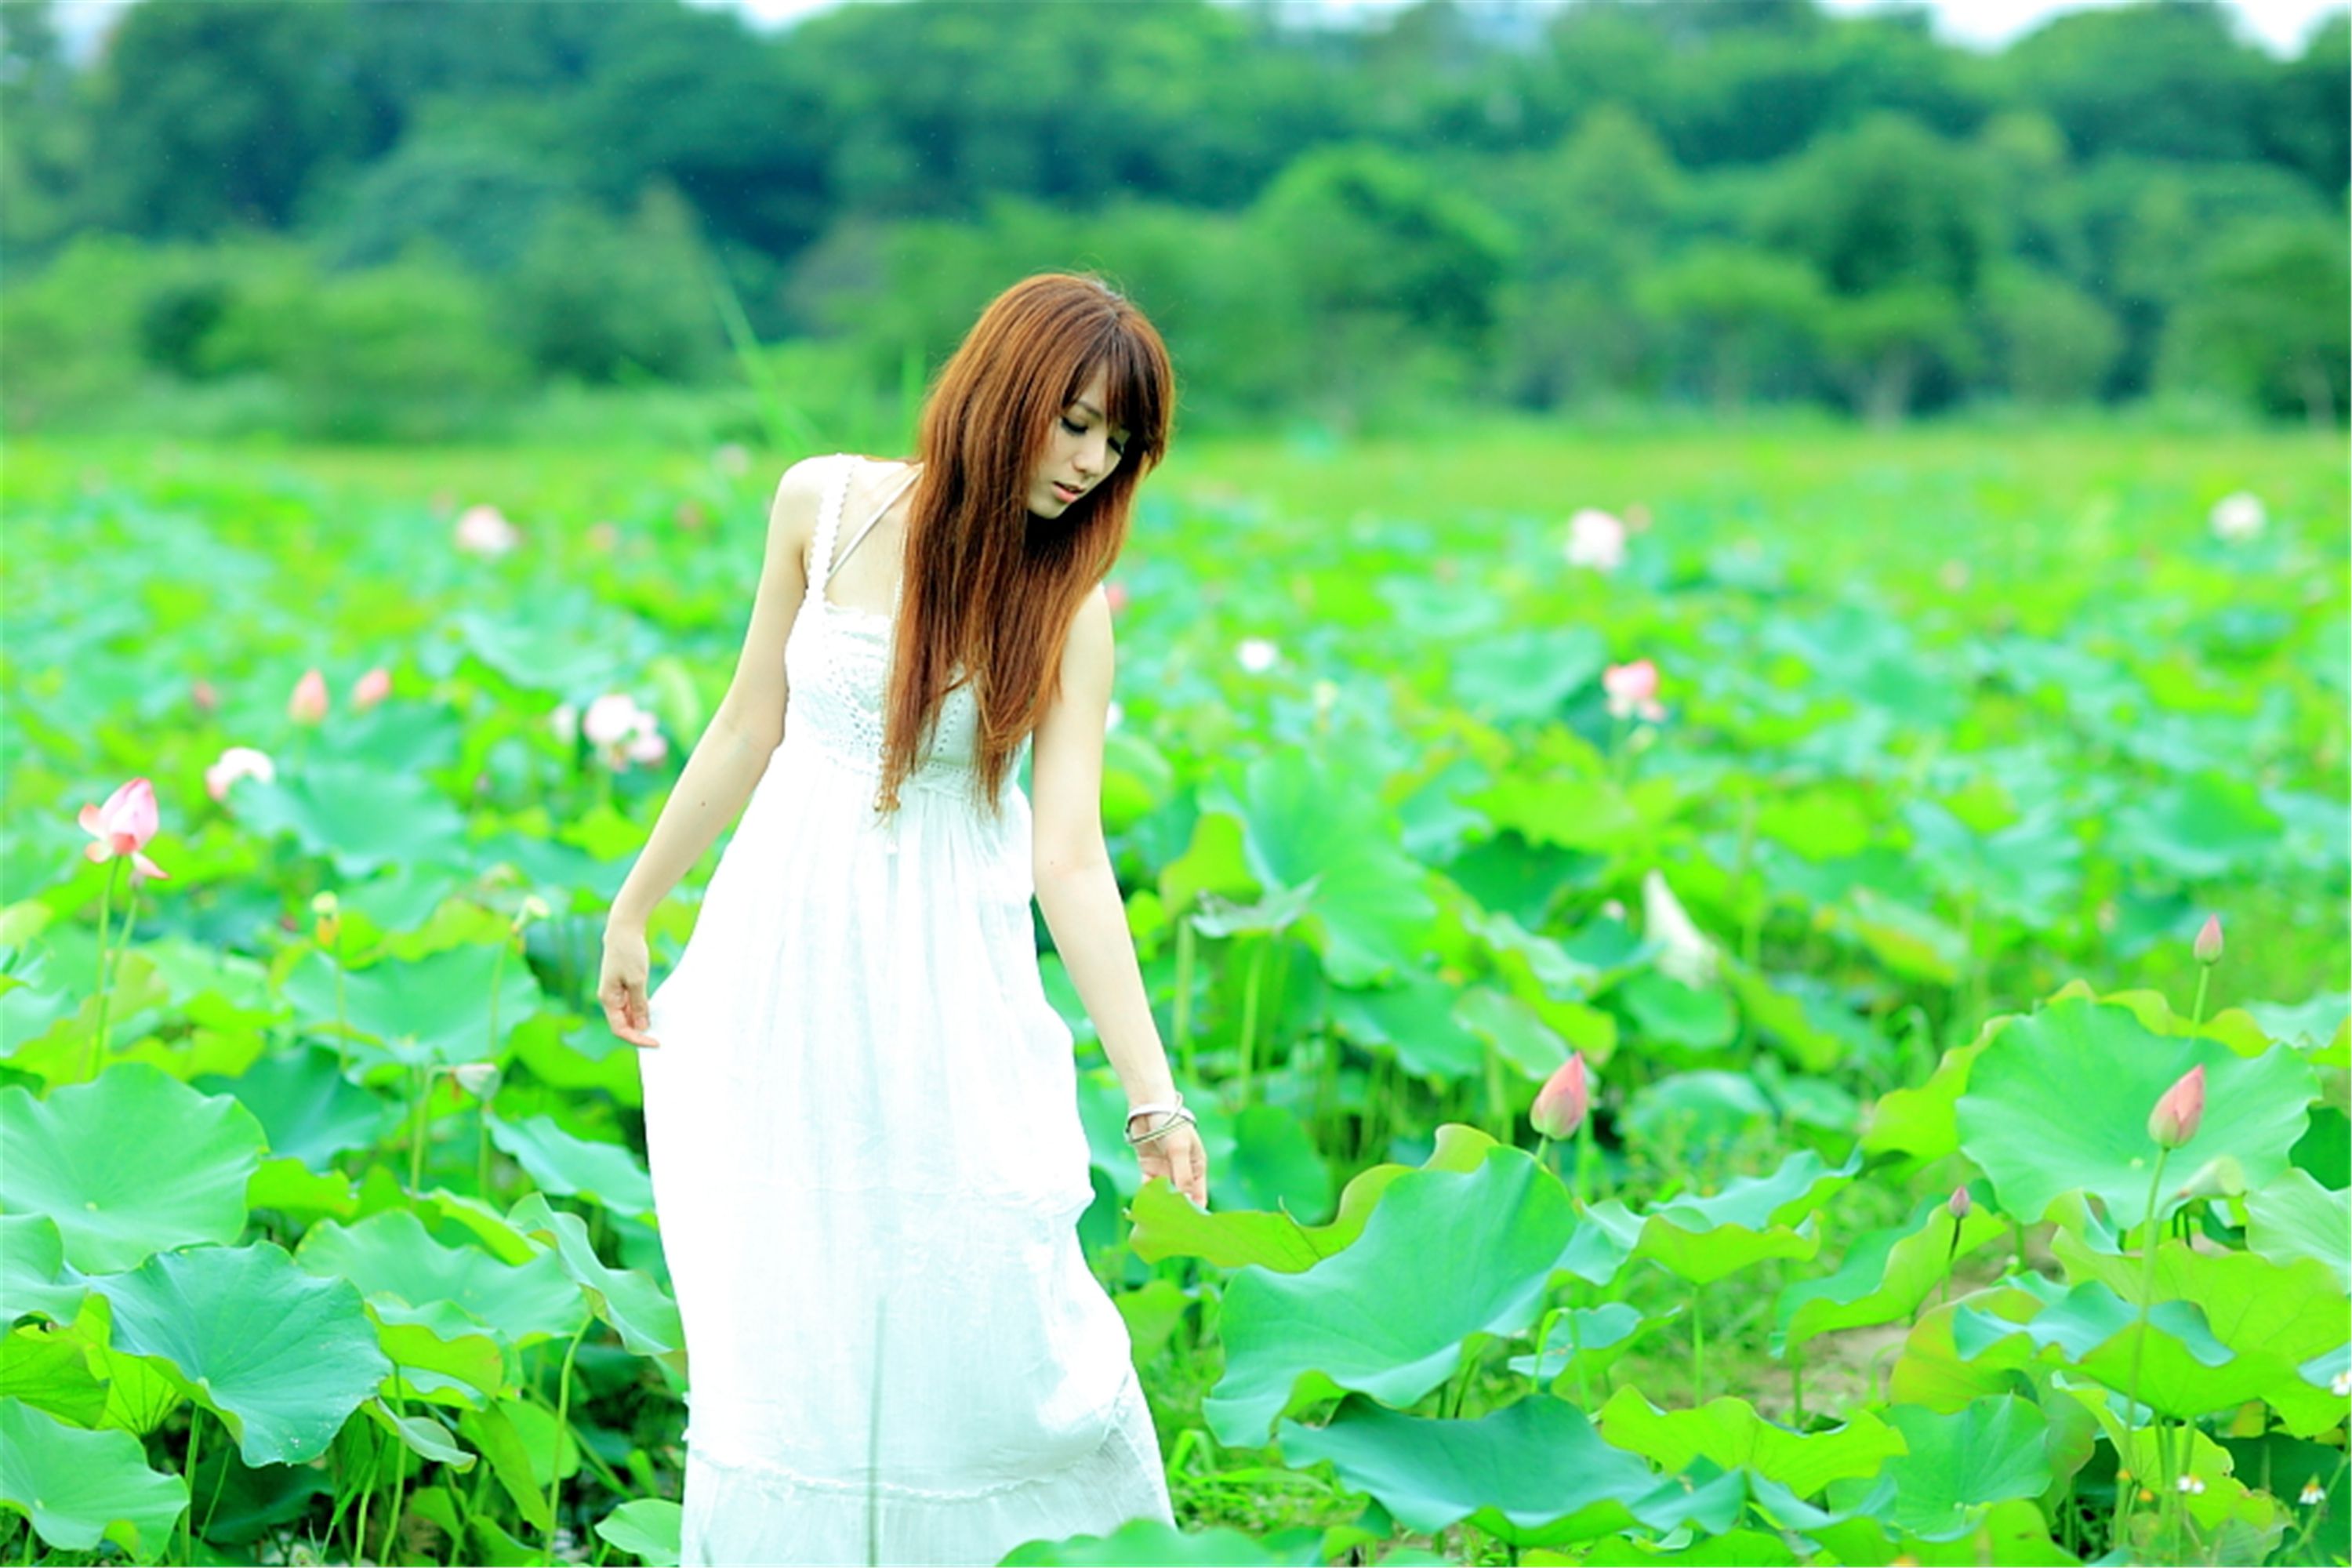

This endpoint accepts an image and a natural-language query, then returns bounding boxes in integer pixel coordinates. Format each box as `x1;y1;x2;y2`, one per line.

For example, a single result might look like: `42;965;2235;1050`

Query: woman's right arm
603;455;828;942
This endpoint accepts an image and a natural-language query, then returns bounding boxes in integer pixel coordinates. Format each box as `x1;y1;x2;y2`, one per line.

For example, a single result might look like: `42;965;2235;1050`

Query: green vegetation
0;424;2343;1563
2;0;2345;443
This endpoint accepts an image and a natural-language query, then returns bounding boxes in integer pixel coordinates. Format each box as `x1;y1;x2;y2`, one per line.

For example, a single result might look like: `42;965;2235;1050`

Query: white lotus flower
204;745;275;803
2209;492;2264;543
1564;508;1628;572
1641;868;1719;988
583;693;646;747
1236;637;1279;673
454;503;521;557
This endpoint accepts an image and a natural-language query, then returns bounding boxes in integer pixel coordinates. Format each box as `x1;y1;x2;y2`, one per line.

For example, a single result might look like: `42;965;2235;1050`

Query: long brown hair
870;272;1175;821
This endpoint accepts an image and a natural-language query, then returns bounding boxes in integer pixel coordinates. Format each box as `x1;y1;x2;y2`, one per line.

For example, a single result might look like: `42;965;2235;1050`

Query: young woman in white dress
593;273;1210;1566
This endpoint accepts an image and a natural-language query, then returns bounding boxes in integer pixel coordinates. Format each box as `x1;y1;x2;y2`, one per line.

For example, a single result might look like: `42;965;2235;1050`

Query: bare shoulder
770;452;844;570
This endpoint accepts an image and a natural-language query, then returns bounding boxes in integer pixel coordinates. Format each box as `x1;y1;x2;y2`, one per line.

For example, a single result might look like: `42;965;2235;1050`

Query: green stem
332;926;350;1075
543;1321;590;1567
1173;913;1196;1086
1567;1308;1593;1413
2113;1145;2174;1554
1574;1113;1596;1208
1690;1284;1706;1401
1789;1345;1806;1425
1236;936;1266;1108
409;1065;438;1194
488;934;509;1058
2189;967;2210;1032
181;1405;201;1565
87;858;122;1080
386;1375;410;1566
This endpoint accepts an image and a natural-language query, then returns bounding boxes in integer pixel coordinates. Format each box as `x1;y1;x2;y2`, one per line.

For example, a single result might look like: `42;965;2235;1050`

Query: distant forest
3;0;2345;439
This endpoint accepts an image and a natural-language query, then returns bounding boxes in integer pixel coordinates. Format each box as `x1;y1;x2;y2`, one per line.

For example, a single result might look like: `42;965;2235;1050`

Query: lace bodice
782;453;1011;833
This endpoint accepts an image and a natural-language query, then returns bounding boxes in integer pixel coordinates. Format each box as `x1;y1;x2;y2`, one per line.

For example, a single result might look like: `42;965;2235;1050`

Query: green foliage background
1;0;2345;442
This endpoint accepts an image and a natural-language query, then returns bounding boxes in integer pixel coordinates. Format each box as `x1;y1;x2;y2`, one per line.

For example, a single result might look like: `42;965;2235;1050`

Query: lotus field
1;427;2347;1568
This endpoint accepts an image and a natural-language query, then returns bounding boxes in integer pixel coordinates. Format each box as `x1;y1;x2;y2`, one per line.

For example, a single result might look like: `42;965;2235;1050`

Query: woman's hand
1130;1112;1207;1208
598;922;662;1049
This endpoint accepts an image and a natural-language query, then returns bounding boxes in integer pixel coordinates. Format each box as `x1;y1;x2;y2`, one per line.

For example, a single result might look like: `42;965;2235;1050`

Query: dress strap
804;452;856;603
833;459;922;576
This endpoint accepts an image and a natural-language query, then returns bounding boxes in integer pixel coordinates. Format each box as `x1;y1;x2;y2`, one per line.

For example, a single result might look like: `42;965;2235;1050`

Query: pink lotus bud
77;777;169;882
190;680;219;713
1105;581;1130;617
1602;659;1665;722
1947;1185;1971;1219
204;745;275;803
2147;1064;2206;1149
2193;914;2223;965
288;668;329;724
350;667;392;710
1531;1053;1592;1141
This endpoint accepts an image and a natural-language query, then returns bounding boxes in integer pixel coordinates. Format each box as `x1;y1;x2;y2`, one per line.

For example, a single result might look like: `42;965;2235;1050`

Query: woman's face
1026;369;1129;518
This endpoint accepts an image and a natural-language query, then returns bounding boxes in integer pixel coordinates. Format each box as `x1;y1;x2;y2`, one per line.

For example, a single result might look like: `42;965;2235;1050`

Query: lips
1053;481;1082;503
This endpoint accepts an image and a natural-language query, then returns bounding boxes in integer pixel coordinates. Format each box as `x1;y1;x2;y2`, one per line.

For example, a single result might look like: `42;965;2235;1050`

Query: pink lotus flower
1947;1185;1972;1219
204;746;276;803
1531;1053;1592;1140
1564;508;1628;572
78;777;169;881
2193;913;2223;965
1105;581;1130;617
1602;659;1664;723
350;667;391;710
582;692;668;771
2147;1064;2205;1149
454;503;521;557
288;668;329;724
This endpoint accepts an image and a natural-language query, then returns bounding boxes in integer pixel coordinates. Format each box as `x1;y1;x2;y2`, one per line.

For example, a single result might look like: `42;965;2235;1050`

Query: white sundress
641;452;1175;1565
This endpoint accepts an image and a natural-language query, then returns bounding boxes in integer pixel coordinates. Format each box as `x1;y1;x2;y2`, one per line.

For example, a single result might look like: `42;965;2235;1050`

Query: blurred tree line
1;0;2343;441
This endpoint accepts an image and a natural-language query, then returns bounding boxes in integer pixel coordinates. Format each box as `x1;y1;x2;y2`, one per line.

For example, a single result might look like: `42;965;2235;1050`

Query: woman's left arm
1031;586;1205;1205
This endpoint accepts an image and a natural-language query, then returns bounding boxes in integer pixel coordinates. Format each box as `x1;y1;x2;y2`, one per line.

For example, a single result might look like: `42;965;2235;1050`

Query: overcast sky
45;0;2349;67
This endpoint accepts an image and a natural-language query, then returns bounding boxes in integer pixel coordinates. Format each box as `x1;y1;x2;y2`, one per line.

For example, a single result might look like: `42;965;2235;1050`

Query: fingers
601;982;661;1050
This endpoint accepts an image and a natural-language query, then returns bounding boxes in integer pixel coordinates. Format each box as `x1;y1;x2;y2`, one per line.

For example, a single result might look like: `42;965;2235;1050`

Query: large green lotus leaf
0;1214;88;1323
0;1397;187;1559
0;1064;267;1272
1226;1105;1334;1224
1594;1387;1903;1499
999;1514;1335;1565
194;1045;393;1170
1617;971;1738;1054
1956;998;2314;1229
1804;1497;2078;1568
1835;885;1965;985
373;1303;508;1407
92;1242;390;1465
1875;1397;2052;1541
1328;973;1486;1083
1;1321;108;1427
2110;772;2282;880
1475;769;1682;858
596;1497;685;1566
247;1158;360;1225
293;1210;587;1348
1450;626;1608;724
1203;1145;1576;1447
281;945;543;1070
1221;753;1436;986
1622;1069;1777;1159
1275;1395;1748;1548
1629;1149;1861;1286
1773;1191;2008;1356
1129;1126;1498;1272
506;1194;681;1366
1900;799;2082;928
1453;986;1571;1083
232;760;469;877
486;1114;654;1218
2045;1222;2350;1436
2244;1168;2350;1290
1722;960;1854;1076
1503;1302;1657;1387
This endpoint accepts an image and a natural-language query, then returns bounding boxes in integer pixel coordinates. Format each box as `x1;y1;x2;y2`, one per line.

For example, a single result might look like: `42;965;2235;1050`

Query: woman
594;272;1208;1566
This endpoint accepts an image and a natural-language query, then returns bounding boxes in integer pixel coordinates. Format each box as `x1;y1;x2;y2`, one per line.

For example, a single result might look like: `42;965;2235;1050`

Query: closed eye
1063;415;1129;456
